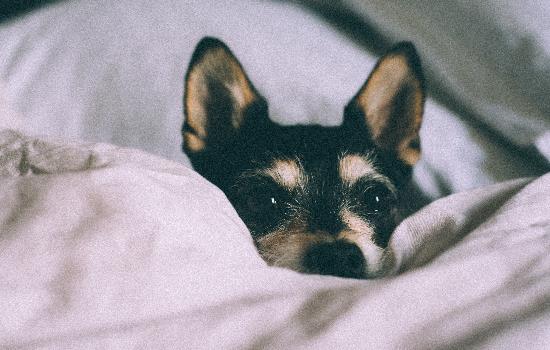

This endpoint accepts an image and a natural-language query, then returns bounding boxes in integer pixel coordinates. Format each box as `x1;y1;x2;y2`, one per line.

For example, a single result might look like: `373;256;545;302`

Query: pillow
0;0;543;202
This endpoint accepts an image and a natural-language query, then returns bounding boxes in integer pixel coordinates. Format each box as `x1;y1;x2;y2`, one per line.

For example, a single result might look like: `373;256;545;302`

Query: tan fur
264;159;304;190
339;208;385;275
338;154;376;185
359;56;410;139
184;46;258;153
185;71;209;141
225;80;255;128
338;154;396;191
256;228;332;272
183;132;206;152
355;54;424;165
339;208;376;241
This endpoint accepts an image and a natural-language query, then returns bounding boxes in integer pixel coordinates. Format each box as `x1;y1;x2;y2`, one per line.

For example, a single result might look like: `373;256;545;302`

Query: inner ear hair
344;42;426;165
182;37;266;154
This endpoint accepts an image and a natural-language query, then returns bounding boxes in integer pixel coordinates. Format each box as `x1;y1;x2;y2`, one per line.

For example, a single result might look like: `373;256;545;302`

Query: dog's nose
302;241;365;279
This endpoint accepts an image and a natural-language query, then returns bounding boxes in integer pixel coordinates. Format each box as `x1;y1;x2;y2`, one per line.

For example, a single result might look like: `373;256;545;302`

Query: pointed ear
343;42;425;165
182;37;267;155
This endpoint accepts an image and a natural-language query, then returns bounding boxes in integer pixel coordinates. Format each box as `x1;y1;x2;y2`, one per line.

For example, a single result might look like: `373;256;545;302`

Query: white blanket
1;130;549;349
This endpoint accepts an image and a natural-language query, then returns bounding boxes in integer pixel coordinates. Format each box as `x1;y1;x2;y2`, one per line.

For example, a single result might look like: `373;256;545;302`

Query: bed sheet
1;129;548;349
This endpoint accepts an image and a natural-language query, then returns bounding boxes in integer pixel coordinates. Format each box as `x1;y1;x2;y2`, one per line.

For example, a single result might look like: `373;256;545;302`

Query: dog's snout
302;241;365;278
309;211;344;236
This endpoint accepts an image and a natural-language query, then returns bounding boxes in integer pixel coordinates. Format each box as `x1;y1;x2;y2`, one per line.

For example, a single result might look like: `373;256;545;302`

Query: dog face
182;37;425;278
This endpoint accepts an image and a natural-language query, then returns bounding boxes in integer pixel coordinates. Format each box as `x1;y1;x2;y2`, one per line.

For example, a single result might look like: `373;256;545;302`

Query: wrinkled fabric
1;130;548;349
295;0;550;160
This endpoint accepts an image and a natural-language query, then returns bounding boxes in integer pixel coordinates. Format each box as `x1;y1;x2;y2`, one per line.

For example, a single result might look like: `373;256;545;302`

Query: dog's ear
183;37;267;155
343;42;425;165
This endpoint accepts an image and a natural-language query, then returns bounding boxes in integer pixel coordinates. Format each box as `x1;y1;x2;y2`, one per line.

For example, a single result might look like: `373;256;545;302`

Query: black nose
302;241;365;279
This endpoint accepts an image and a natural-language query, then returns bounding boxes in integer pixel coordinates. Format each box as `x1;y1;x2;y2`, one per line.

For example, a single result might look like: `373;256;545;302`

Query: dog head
182;37;425;278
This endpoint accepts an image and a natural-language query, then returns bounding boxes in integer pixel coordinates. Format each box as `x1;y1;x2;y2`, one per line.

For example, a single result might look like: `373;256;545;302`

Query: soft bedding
1;1;550;348
0;0;548;204
1;129;549;349
293;0;550;159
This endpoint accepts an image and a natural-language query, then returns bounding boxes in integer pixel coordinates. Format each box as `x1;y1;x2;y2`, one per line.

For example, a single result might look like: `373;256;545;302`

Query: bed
1;1;549;348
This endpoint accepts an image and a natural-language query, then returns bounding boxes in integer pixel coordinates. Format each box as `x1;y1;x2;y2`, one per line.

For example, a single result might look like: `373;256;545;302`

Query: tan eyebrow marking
339;154;377;185
263;159;304;190
338;154;395;189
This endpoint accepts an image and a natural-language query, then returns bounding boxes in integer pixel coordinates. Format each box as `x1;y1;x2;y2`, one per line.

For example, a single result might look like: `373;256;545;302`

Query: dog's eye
365;193;385;212
357;185;394;214
237;180;288;217
246;194;280;214
231;178;291;236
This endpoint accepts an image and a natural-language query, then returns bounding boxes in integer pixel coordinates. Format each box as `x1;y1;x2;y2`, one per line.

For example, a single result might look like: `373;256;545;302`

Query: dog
182;37;425;279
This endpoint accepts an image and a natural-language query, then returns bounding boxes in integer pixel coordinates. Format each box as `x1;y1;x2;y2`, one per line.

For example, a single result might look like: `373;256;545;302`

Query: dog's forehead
271;125;348;157
264;154;388;186
247;124;394;190
240;123;413;192
262;155;393;194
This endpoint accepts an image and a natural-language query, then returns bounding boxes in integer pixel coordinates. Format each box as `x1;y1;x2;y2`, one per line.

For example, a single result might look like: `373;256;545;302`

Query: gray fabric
1;129;548;349
1;3;549;348
0;0;547;202
295;0;550;159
